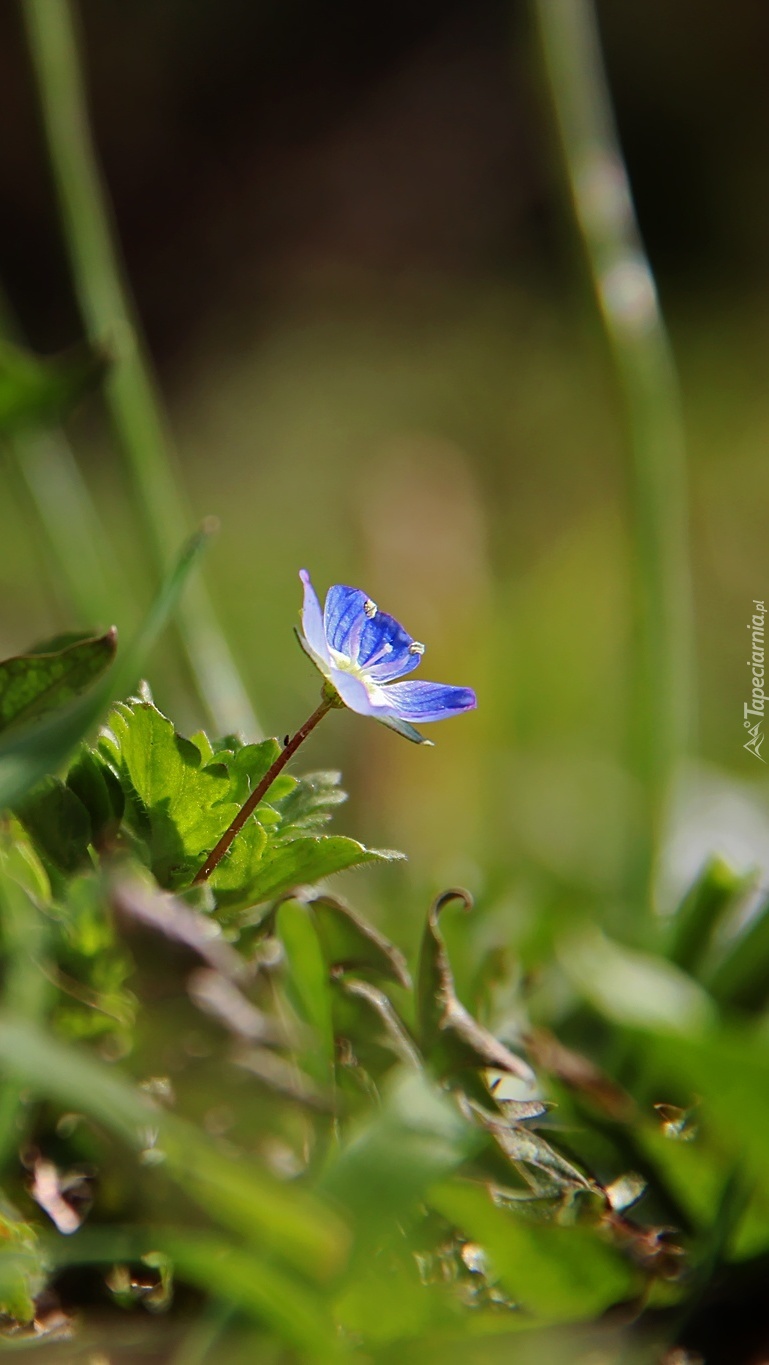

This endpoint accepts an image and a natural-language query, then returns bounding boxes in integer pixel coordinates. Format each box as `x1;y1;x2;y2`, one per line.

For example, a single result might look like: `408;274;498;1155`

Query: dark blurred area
2;0;769;358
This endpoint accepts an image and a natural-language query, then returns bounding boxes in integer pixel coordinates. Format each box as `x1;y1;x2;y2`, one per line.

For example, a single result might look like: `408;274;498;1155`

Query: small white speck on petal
364;598;377;618
408;641;425;656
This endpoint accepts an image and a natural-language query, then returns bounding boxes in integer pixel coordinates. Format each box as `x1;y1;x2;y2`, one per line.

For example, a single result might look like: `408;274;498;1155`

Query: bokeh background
1;0;768;954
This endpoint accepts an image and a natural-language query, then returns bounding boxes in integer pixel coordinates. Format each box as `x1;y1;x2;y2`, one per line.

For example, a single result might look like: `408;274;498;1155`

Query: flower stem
192;697;334;886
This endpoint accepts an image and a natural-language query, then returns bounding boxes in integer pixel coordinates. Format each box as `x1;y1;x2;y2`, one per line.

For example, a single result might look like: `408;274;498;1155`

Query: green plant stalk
21;0;259;738
533;0;694;918
1;425;118;628
0;285;120;627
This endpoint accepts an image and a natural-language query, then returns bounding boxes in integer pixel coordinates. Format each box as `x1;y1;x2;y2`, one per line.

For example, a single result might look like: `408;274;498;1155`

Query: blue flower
298;570;477;744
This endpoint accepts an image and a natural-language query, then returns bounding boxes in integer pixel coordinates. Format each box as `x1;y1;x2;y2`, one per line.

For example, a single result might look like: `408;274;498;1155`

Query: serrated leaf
244;837;402;907
0;628;117;735
0;336;107;433
14;775;92;874
307;892;411;987
208;743;348;837
209;739;281;805
209;819;268;902
100;699;240;887
417;890;533;1085
271;770;347;836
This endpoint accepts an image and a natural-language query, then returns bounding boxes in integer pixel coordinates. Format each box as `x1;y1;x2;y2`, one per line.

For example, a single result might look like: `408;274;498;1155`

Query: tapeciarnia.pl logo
744;599;767;762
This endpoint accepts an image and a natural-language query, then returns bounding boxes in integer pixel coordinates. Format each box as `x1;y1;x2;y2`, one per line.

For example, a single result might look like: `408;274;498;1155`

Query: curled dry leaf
338;977;423;1071
305;892;411;988
417;889;533;1086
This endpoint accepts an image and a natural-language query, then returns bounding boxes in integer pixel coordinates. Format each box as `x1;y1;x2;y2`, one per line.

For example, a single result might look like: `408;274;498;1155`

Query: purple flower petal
328;668;381;717
384;680;477;722
357;610;422;682
328;669;430;744
324;585;370;656
299;570;330;664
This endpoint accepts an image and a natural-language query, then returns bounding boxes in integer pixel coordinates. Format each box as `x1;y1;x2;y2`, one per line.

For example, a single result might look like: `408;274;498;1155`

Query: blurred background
1;0;768;955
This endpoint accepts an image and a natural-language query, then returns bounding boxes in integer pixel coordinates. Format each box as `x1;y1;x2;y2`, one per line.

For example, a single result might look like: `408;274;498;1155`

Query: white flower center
328;646;396;709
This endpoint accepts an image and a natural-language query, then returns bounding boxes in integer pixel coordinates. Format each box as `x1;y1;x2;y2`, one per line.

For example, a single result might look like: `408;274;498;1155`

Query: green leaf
667;856;755;975
0;525;213;811
208;818;267;898
705;895;769;1011
208;738;281;805
0;336;107;433
635;1118;730;1236
51;873;136;1045
0;628;117;734
0;1202;45;1325
417;890;533;1084
14;774;92;874
66;744;125;846
269;768;347;835
209;744;347;836
0;820;50;906
320;1069;478;1234
100;699;240;887
309;892;411;987
277;898;335;1080
429;1181;638;1322
641;1026;769;1175
243;836;401;907
557;924;714;1033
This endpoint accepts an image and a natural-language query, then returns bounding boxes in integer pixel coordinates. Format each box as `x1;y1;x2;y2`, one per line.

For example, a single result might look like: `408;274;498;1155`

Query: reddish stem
191;696;334;885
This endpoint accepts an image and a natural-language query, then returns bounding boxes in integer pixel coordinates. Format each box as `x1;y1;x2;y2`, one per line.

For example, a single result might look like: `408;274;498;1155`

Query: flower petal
329;668;430;744
299;570;331;665
383;680;477;722
324;585;370;657
357;610;422;682
328;667;381;717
